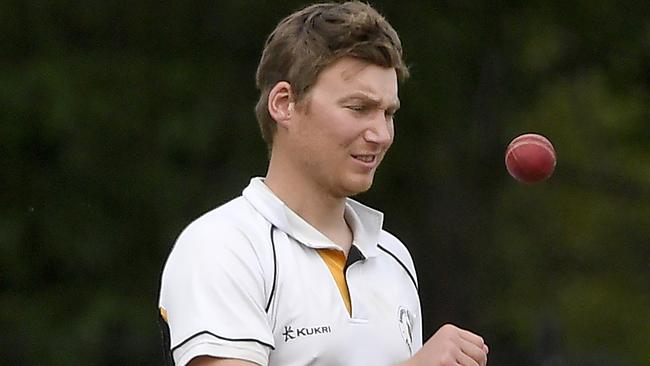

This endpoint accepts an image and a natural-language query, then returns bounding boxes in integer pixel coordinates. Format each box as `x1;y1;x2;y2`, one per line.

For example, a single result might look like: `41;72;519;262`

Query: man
158;2;489;366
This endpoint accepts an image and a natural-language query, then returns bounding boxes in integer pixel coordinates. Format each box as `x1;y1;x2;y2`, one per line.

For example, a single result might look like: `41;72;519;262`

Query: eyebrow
338;92;401;111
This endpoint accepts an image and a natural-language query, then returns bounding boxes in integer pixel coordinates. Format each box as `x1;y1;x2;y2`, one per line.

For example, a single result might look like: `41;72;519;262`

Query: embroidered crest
397;306;414;355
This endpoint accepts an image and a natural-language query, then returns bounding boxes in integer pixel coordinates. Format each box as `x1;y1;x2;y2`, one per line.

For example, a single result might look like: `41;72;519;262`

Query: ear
268;81;296;129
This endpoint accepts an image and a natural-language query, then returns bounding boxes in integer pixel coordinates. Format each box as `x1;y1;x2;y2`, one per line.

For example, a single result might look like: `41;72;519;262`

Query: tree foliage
2;1;649;365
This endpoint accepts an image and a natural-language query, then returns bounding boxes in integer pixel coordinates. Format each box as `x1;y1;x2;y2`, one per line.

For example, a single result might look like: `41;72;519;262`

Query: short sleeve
159;218;274;366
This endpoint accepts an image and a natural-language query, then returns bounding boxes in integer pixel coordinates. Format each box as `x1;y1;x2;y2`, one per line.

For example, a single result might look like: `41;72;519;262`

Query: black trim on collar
171;330;275;353
377;244;418;291
345;245;365;271
265;225;278;312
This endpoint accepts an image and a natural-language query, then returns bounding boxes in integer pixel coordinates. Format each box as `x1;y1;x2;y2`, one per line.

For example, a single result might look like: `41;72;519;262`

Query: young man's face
288;57;400;198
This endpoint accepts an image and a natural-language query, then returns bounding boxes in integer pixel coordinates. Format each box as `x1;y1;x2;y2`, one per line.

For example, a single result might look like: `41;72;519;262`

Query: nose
363;114;393;145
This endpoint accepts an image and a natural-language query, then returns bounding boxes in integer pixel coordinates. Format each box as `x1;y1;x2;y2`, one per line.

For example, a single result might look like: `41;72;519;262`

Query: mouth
351;154;377;164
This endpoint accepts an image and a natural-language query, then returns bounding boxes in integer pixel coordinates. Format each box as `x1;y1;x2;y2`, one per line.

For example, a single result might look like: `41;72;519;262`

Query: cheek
323;113;361;147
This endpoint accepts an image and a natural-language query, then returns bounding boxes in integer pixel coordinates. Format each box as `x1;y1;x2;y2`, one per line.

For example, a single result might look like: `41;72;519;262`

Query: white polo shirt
159;178;422;366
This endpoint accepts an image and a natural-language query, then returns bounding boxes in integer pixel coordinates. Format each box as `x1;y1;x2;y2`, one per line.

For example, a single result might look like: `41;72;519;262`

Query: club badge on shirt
398;306;414;355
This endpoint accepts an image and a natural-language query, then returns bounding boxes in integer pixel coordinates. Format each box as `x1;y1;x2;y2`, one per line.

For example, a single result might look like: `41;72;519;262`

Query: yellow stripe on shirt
317;249;351;315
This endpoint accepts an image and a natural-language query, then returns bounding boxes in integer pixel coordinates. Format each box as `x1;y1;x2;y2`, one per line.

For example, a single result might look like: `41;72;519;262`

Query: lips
351;154;377;164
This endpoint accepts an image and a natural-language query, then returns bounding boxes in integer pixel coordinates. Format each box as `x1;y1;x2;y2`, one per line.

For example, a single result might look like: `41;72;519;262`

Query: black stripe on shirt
171;330;275;353
265;225;278;312
377;244;418;291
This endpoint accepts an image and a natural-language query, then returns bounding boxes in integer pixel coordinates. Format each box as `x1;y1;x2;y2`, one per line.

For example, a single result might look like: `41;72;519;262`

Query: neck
265;151;352;253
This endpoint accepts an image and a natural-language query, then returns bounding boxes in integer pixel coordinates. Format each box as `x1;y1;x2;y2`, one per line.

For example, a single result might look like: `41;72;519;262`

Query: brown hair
255;1;409;154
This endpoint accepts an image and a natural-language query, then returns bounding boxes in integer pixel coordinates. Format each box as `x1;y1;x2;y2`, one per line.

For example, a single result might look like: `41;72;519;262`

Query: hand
406;323;488;366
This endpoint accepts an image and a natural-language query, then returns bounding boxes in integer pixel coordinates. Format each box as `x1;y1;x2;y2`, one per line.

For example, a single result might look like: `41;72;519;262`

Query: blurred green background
2;1;649;365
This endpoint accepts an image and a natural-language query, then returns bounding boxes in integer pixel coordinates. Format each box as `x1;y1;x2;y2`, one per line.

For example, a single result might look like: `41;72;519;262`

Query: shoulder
181;196;269;245
186;196;263;233
164;196;273;270
160;195;277;306
377;230;418;289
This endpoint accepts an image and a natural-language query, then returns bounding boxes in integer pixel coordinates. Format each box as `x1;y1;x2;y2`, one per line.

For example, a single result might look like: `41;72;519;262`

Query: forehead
311;57;399;102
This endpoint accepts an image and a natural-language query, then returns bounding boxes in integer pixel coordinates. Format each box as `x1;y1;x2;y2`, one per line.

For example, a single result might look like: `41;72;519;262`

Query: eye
346;105;367;112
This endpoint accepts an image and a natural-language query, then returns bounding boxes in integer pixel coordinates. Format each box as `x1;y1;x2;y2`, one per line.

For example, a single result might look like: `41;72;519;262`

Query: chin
341;176;374;197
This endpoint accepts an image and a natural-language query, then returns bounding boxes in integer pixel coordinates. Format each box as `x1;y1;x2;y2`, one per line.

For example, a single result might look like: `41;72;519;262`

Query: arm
397;324;489;366
185;325;487;366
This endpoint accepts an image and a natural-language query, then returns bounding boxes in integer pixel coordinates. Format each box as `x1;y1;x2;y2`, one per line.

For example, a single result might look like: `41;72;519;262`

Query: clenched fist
402;324;488;366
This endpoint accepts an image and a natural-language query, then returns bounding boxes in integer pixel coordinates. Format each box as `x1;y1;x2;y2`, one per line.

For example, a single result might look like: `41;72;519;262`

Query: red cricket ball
505;133;557;183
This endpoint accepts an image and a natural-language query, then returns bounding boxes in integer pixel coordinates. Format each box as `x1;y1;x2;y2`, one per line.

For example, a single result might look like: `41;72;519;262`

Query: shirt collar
242;177;382;258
